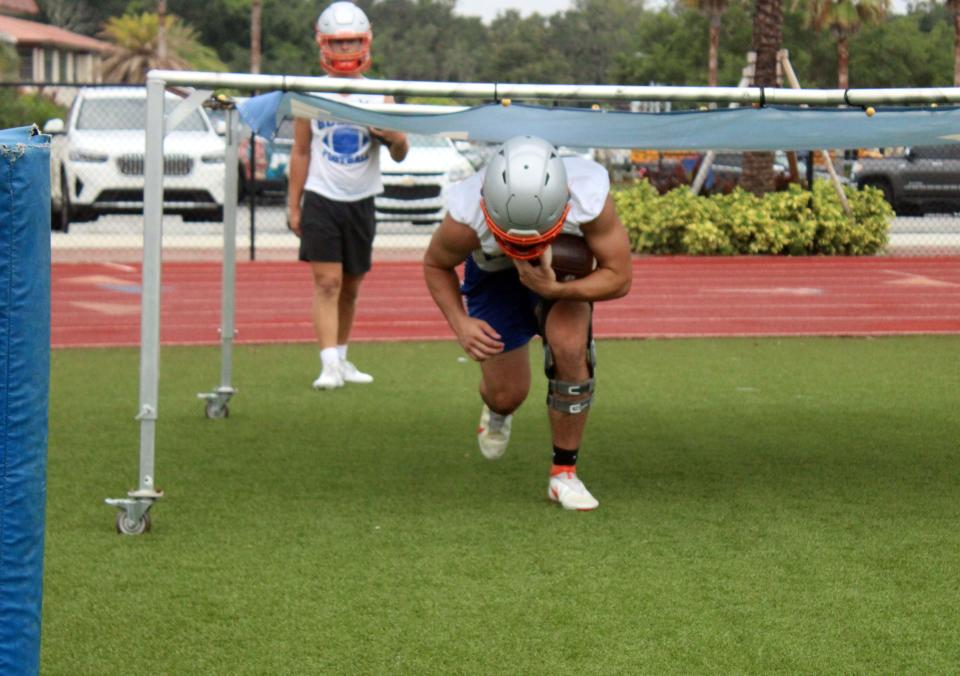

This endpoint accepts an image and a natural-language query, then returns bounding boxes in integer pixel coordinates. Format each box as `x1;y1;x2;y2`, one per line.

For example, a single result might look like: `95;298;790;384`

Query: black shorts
298;190;377;275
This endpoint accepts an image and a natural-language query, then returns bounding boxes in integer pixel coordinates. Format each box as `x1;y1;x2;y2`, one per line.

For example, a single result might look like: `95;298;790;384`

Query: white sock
320;347;340;369
337;344;348;361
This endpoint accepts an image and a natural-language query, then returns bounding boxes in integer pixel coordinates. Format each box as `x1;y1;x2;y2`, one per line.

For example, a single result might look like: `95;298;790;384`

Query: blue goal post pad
0;125;51;676
239;90;960;151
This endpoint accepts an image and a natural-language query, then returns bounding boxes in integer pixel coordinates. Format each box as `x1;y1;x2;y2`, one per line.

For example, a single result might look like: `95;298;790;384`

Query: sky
452;0;574;23
452;0;911;24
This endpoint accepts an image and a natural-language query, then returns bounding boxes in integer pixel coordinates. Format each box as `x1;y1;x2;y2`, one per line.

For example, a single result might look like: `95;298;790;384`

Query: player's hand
287;203;302;238
369;127;400;144
454;317;504;361
515;256;560;298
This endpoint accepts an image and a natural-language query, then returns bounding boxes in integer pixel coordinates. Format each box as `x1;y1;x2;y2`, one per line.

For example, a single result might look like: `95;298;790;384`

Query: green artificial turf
42;337;960;674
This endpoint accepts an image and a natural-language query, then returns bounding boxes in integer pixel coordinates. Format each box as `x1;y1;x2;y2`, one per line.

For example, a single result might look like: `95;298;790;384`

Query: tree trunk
157;0;167;63
741;0;782;196
954;5;960;86
251;0;262;75
708;13;721;87
837;33;848;90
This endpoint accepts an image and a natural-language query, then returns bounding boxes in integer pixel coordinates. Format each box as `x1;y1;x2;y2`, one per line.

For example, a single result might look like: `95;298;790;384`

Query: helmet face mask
480;136;571;261
316;2;372;76
481;199;570;261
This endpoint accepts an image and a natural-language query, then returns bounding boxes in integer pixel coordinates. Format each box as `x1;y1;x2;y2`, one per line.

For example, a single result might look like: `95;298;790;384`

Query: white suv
376;134;475;226
44;87;226;232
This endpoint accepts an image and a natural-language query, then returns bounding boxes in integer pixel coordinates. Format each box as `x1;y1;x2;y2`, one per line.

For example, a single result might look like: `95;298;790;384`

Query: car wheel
52;170;70;233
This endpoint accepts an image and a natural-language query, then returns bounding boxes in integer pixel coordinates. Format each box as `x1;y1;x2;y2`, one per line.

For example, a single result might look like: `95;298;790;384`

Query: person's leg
479;344;531;414
476;345;530;460
300;191;346;389
462;259;540;460
337;272;364;345
311;261;343;348
336;197;376;383
543;300;593;450
311;261;345;389
542;300;599;510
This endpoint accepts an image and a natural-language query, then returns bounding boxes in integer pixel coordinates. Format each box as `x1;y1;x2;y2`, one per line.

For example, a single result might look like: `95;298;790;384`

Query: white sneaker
312;363;344;390
477;404;512;460
548;471;599;511
340;359;373;384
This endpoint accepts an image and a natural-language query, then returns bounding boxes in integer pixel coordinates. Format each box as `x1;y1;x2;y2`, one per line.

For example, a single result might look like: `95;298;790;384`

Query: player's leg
541;300;599;510
476;345;530;459
336;196;376;384
310;262;345;389
462;257;540;459
300;191;346;389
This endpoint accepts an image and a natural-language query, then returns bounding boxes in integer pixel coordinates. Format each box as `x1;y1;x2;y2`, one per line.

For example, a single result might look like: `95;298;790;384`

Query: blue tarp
0;125;51;676
239;90;960;151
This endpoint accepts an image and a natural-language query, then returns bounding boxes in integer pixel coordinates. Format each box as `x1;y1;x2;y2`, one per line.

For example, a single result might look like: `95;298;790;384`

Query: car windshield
76;97;209;132
408;134;452;148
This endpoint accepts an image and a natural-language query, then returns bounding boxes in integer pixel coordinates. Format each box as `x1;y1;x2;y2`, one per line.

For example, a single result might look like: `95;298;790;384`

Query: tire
51;170;70;233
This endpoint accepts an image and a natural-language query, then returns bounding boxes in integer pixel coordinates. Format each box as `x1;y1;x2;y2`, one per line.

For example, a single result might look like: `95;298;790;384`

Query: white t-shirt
304;89;387;202
446;157;610;272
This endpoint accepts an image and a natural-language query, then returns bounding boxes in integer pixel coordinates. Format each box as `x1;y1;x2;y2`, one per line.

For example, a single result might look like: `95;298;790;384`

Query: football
547;233;596;281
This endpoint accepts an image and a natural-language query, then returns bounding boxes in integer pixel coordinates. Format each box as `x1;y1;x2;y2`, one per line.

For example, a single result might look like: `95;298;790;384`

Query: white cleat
477;404;512;460
548;472;599;511
340;359;373;384
312;363;344;390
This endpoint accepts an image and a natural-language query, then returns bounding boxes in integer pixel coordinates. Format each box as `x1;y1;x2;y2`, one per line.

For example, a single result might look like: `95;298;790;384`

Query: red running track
51;257;960;348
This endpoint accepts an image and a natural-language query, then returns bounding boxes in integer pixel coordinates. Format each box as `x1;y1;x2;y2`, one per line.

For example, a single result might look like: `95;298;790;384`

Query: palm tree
682;0;733;86
251;0;262;74
741;0;783;195
806;0;888;89
98;12;226;84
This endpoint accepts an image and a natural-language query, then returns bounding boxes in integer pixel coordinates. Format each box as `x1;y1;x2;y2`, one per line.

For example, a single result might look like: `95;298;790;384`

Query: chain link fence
5;83;959;262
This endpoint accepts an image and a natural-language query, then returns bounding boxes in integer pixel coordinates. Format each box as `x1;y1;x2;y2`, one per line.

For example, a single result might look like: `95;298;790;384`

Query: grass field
43;337;960;674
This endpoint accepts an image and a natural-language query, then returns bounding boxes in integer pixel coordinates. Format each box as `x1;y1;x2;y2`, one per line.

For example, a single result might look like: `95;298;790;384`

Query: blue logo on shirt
316;121;371;165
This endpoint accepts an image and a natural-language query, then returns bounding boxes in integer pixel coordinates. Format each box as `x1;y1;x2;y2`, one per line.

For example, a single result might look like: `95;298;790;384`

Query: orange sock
551;464;576;477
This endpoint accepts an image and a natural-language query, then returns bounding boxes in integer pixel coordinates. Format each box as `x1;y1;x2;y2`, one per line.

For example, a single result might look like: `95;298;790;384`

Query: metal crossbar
149;69;960;106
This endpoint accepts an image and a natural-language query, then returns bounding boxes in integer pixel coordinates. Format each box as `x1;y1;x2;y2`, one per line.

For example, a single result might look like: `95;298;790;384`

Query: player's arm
370;95;408;162
286;118;312;237
516;195;632;302
423;215;504;360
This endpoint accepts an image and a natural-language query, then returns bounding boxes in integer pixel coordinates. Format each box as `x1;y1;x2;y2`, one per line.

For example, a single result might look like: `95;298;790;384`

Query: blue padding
0;125;51;676
240;91;960;151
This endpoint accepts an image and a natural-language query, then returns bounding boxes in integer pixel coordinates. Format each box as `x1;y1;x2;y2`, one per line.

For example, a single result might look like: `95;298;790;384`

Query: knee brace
543;338;597;415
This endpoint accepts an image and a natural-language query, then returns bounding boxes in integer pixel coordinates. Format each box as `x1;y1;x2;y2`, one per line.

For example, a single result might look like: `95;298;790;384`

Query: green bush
0;90;66;132
613;179;893;255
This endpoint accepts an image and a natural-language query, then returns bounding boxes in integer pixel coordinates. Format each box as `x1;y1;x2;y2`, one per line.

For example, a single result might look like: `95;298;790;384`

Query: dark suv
854;145;960;215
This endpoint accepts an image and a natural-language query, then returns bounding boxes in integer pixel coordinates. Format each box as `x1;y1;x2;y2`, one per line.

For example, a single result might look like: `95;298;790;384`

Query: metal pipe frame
148;69;960;106
197;106;240;419
123;70;960;533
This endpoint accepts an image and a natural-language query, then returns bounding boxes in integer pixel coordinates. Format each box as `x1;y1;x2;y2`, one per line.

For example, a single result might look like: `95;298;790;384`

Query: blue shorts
461;257;542;352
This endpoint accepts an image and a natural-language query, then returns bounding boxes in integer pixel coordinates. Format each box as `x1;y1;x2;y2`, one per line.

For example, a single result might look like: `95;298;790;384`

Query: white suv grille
117;154;194;177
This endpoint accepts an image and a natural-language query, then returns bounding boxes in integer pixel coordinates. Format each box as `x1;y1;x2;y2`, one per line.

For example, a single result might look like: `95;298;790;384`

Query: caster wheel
115;511;151;535
204;401;229;419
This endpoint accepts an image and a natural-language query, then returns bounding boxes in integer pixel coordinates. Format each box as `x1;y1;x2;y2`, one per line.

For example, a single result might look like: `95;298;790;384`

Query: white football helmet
316;2;372;76
481;135;570;260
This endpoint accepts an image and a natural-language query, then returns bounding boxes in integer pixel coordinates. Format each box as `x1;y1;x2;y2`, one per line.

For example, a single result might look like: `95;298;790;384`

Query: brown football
548;233;595;281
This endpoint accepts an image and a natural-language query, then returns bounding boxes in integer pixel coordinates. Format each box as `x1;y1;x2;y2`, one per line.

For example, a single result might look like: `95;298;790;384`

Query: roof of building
0;0;39;15
0;14;110;52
